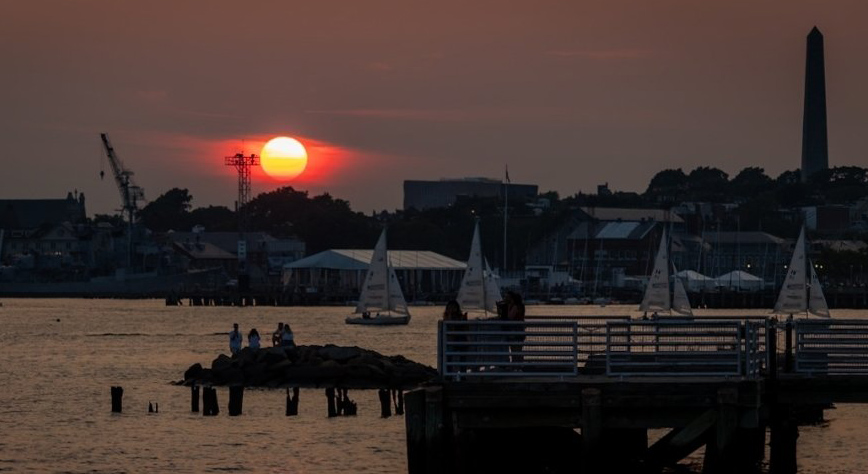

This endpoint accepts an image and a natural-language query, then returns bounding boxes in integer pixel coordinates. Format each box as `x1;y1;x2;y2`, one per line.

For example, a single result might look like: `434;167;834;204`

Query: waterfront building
403;177;537;211
282;249;465;300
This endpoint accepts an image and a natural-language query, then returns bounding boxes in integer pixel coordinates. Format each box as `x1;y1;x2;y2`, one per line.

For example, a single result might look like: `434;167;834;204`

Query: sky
2;0;868;217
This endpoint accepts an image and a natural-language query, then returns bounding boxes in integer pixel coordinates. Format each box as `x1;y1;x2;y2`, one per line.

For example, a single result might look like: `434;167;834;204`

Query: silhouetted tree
139;188;193;232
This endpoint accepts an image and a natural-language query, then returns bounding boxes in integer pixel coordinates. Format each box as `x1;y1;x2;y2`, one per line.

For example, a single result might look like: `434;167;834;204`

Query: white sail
640;229;671;313
457;221;501;313
355;229;409;316
808;262;830;318
671;264;694;316
774;227;808;315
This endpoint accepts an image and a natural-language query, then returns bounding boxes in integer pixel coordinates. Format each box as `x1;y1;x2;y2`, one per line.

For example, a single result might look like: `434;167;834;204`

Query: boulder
184;363;204;380
184;344;437;389
318;345;363;362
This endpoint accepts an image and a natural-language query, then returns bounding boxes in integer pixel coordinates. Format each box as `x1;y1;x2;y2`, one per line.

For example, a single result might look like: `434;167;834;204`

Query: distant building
403;178;538;211
701;231;789;284
166;231;306;283
801;27;829;181
282;249;466;300
0;192;88;267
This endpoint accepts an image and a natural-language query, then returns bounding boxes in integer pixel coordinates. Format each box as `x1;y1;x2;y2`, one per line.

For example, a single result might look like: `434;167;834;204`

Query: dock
405;316;868;474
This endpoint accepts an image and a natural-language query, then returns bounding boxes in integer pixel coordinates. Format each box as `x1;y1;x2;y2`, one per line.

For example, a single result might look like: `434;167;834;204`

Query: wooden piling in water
379;389;392;418
228;386;244;416
393;389;404;415
203;387;219;416
326;387;337;418
191;386;200;412
286;387;300;416
110;386;123;413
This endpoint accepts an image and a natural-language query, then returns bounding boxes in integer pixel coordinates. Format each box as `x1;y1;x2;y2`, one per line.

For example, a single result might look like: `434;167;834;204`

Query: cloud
544;49;650;60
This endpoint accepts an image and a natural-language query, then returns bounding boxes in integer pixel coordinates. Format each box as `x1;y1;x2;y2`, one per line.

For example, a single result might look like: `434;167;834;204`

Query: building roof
172;241;236;260
566;220;658;240
284;249;466;271
580;207;684;224
167;231;279;254
813;240;868;252
701;231;786;246
0;195;86;230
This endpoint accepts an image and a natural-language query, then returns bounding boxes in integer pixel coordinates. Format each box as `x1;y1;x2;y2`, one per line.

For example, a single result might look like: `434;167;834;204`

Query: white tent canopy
675;269;716;292
714;270;764;291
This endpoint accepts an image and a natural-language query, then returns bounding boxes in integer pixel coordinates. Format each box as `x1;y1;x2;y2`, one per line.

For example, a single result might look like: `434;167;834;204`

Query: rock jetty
180;344;438;389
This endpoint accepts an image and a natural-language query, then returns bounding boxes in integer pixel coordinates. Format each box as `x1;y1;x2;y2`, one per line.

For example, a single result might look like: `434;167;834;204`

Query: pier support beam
770;405;798;474
581;388;602;472
702;387;738;474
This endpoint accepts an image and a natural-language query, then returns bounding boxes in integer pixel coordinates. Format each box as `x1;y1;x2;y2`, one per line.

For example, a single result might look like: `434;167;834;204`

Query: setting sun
260;136;308;179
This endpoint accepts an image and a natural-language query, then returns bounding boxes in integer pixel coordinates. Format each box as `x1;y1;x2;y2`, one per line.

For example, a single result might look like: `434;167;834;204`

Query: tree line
115;165;868;270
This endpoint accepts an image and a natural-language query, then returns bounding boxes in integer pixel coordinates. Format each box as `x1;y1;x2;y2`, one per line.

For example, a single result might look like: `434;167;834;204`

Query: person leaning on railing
504;291;526;365
443;300;468;372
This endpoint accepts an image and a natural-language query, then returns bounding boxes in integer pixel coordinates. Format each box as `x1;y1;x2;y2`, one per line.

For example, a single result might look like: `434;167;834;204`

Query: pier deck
406;317;868;474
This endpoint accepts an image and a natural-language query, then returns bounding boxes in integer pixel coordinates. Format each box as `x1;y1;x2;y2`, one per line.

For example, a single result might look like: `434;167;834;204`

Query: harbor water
1;299;867;473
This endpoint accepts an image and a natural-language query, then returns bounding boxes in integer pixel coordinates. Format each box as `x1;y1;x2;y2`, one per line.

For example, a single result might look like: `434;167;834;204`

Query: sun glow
260;136;308;179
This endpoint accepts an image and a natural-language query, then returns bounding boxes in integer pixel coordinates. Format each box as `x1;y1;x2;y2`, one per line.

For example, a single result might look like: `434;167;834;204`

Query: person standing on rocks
248;328;260;350
272;322;284;347
229;323;242;355
281;322;296;348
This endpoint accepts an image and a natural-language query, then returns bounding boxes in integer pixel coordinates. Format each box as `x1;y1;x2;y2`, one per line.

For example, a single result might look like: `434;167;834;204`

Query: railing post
572;322;579;375
437;320;444;376
767;320;777;380
784;317;794;373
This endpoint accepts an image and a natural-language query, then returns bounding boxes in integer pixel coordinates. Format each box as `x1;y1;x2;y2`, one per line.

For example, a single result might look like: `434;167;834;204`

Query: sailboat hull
345;314;411;325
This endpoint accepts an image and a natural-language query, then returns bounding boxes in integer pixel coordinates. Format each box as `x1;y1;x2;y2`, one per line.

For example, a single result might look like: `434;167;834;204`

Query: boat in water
345;228;411;325
455;220;502;317
773;226;830;318
640;228;693;316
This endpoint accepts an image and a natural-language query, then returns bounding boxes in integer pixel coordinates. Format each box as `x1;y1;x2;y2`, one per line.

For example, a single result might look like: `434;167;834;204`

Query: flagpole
503;165;509;272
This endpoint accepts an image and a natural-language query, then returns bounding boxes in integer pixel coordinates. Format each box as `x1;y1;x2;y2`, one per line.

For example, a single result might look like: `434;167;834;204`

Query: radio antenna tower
224;151;260;233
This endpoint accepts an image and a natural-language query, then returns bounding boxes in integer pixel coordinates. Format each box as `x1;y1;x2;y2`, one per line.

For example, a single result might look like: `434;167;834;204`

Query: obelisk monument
801;26;829;182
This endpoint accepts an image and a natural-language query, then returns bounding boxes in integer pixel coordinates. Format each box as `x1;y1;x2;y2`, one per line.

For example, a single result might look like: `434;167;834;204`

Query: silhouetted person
248;328;260;350
229;323;242;355
272;322;284;347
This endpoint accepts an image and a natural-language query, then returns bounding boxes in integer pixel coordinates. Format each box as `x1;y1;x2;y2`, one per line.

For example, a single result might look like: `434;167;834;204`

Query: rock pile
181;344;437;389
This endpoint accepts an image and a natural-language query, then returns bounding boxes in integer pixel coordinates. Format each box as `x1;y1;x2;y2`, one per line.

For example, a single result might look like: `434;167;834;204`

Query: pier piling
326;387;337;418
379;389;393;418
228;386;244;416
191;386;200;412
286;387;299;416
110;386;123;413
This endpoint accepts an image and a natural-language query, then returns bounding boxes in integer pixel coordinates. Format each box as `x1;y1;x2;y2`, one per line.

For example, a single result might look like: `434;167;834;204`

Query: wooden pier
405;317;868;474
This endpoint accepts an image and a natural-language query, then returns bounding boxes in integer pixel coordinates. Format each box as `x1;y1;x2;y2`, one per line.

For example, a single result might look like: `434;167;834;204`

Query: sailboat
640;228;693;316
456;221;502;315
773;227;830;318
345;229;412;325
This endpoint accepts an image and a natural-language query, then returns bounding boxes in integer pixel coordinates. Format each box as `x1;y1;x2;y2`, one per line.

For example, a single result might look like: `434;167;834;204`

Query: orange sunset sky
2;1;868;215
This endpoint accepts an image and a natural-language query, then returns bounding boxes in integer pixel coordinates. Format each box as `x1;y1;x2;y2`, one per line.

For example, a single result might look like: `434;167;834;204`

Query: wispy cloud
544;49;649;60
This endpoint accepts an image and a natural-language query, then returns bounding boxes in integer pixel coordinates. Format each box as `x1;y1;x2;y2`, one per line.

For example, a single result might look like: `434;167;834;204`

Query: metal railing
439;320;579;379
795;319;868;375
439;318;771;379
604;320;760;377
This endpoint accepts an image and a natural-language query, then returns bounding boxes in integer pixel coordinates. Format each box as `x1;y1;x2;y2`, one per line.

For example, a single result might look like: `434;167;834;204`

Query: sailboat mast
503;165;509;272
384;229;390;314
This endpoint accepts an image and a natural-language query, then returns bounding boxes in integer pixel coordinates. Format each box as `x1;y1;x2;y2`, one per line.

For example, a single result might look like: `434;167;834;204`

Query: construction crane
99;133;145;226
100;133;146;270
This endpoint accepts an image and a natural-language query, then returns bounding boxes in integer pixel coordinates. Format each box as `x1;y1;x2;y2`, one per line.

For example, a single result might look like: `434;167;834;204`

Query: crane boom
100;133;145;224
